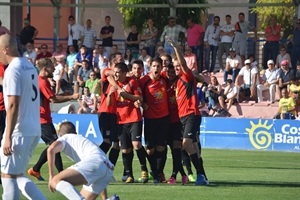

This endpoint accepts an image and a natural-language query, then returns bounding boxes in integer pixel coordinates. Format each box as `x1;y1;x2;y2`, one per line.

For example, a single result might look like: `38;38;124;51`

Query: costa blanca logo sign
246;119;273;149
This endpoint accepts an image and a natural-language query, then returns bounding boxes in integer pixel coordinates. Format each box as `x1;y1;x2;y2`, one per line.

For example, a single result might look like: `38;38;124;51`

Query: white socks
1;177;20;200
17;176;46;200
56;180;85;200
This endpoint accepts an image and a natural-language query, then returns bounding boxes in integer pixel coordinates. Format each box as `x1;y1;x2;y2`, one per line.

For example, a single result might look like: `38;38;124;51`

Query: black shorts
167;121;183;146
118;121;142;149
41;123;58;145
99;112;118;142
180;114;201;140
144;116;169;149
0;110;6;146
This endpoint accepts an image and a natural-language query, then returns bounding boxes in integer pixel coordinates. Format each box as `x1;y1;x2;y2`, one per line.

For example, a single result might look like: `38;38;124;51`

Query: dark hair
151;57;163;66
68;15;75;20
167;64;175;70
105;16;111;19
238;12;245;16
115;62;129;73
132;59;144;68
226;79;233;84
0;20;2;26
82;59;89;64
225;14;231;18
214;16;220;20
59;121;77;135
247;54;256;61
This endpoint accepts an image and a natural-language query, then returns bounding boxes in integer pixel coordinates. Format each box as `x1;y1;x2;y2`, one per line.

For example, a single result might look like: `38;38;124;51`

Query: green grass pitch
1;144;300;200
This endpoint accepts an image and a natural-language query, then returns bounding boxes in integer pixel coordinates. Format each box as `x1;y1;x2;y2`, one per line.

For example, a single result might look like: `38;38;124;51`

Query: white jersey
58;134;109;163
3;57;41;137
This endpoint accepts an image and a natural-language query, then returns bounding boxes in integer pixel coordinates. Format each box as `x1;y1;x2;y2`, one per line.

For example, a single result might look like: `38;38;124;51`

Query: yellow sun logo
246;119;273;149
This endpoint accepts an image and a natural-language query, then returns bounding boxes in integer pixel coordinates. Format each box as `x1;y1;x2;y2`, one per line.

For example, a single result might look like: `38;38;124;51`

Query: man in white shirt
257;60;280;103
0;34;46;200
232;12;257;65
216;79;238;116
82;19;97;55
217;15;235;72
204;16;221;73
223;47;241;83
22;41;37;65
236;59;258;101
68;15;83;53
47;121;115;200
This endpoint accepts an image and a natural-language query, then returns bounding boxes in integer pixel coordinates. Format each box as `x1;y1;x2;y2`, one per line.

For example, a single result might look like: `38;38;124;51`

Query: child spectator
77;87;97;114
275;88;296;119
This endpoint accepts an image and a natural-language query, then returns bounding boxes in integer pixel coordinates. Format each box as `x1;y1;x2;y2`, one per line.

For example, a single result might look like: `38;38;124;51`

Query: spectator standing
0;34;46;200
23;41;37;65
232;12;257;65
218;15;235;72
292;19;300;68
257;60;280;103
19;18;38;47
68;15;83;53
187;18;205;72
223;47;241;83
100;16;114;56
0;20;11;35
184;46;198;73
204;16;221;74
65;45;77;83
82;19;97;55
160;16;187;55
126;24;141;59
141;17;158;58
263;15;281;69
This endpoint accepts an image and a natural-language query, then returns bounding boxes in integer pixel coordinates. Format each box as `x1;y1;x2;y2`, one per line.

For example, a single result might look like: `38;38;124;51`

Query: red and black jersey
0;63;6;111
39;76;55;124
138;74;169;119
176;70;200;118
167;80;180;123
98;68;116;113
114;77;142;124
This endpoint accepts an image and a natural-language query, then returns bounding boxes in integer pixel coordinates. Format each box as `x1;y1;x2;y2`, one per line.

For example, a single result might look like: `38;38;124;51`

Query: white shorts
69;156;114;194
232;40;247;56
1;135;40;174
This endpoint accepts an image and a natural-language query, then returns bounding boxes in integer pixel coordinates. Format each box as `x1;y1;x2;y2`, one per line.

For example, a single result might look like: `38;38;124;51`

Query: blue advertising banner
200;117;300;152
51;114;300;152
51;114;103;146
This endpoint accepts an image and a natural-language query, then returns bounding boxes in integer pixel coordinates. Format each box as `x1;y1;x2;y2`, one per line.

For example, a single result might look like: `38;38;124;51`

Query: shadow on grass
219;166;300;170
208;181;300;188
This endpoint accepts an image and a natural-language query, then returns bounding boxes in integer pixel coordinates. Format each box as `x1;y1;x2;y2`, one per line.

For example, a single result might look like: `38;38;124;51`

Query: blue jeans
208;96;217;109
205;45;218;73
144;45;156;58
263;41;279;69
224;68;240;83
190;45;204;72
292;45;300;69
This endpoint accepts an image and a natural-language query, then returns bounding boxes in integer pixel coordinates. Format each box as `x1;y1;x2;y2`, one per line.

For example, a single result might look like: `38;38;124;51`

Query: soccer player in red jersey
165;64;188;185
167;38;208;185
28;58;80;181
107;62;149;183
138;57;169;183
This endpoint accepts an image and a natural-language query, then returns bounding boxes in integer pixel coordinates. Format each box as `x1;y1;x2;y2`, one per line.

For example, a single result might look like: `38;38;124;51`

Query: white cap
244;59;251;65
267;60;274;65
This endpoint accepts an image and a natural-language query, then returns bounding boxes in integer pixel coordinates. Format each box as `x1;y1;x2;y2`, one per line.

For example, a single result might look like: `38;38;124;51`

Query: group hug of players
97;38;208;186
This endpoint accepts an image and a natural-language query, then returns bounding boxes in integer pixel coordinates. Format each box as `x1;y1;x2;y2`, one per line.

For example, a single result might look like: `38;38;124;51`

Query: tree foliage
116;0;207;33
251;0;296;38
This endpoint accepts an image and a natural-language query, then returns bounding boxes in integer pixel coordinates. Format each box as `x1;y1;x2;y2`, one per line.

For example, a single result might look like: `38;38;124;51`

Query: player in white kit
47;121;115;200
0;34;46;199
